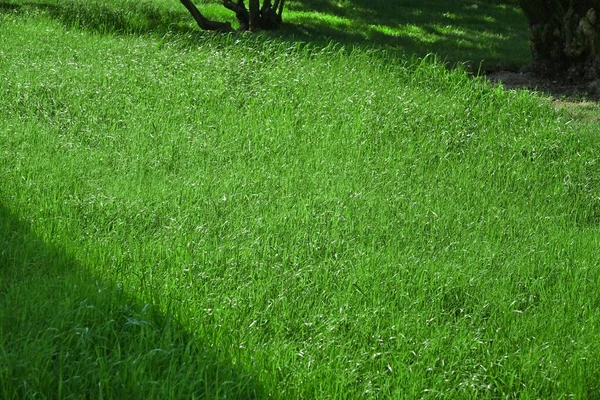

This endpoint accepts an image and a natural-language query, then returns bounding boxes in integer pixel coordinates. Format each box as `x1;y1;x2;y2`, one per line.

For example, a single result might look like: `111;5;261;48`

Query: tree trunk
181;0;284;33
520;0;600;80
249;0;260;31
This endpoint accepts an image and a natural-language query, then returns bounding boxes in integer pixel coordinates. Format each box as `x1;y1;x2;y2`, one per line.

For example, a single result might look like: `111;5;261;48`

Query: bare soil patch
484;70;600;123
485;70;600;102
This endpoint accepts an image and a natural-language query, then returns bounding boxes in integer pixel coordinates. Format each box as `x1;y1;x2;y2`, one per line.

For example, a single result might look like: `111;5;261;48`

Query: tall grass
1;4;600;399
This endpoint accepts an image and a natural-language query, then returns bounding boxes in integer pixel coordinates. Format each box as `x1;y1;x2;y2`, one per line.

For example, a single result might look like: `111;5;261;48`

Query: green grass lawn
1;1;600;399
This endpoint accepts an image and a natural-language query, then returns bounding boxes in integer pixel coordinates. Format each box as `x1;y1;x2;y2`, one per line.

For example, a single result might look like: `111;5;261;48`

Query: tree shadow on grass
0;203;263;399
281;0;531;69
0;1;199;36
1;0;530;70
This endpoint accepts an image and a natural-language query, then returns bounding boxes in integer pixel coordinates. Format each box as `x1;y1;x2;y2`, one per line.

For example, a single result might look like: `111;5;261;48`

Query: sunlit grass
1;1;600;399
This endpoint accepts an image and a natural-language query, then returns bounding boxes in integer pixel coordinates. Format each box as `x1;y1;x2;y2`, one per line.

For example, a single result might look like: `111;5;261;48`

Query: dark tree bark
520;0;600;80
180;0;285;32
249;0;260;31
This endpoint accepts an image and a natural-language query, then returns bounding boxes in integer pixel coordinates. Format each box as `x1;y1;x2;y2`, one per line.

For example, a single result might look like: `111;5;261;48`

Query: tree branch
181;0;284;32
222;0;249;30
180;0;233;32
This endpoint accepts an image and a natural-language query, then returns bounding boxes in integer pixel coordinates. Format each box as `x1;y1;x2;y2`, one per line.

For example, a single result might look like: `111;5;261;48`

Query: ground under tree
180;0;285;32
520;0;600;80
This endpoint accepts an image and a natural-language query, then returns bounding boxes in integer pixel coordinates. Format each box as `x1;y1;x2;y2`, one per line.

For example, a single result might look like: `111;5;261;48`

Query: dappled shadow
0;2;18;10
289;0;522;27
0;0;531;69
0;202;263;398
0;1;199;36
283;0;531;68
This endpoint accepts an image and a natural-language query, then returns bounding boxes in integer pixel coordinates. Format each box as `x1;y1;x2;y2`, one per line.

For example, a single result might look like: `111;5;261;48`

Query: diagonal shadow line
0;202;263;398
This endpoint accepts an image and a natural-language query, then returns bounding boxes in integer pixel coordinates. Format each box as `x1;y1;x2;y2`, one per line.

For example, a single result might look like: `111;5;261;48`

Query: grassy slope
1;2;600;399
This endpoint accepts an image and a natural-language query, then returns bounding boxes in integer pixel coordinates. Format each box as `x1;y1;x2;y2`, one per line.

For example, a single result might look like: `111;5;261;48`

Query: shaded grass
284;0;531;70
1;3;600;399
0;0;531;70
0;202;263;398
